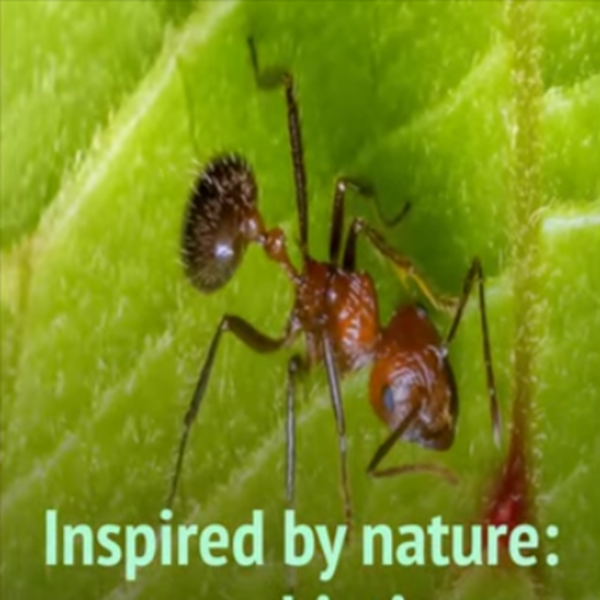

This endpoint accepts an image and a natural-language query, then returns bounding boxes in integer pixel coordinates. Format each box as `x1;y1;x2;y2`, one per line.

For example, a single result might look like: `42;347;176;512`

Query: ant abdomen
369;305;458;451
181;154;259;292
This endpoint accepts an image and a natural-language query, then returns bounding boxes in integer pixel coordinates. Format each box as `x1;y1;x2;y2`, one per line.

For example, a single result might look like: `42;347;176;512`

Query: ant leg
328;178;411;266
343;217;456;312
167;315;297;511
445;257;501;446
321;335;353;532
328;180;347;266
285;355;305;508
283;354;305;594
366;405;459;484
248;38;308;254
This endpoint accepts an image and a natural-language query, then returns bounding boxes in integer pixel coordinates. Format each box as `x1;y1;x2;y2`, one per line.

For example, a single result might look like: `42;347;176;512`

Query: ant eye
181;154;258;293
382;385;395;413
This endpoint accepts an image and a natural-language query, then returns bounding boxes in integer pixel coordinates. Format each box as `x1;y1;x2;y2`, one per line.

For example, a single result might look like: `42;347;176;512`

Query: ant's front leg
343;217;457;314
166;315;299;511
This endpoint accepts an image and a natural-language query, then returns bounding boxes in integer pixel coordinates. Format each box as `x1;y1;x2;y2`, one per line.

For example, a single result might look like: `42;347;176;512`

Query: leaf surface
1;2;599;600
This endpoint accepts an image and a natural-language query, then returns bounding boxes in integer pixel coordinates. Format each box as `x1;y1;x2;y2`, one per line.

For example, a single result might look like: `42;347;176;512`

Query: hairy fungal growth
181;154;258;293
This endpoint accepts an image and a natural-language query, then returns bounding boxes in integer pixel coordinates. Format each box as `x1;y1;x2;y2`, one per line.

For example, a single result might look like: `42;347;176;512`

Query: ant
167;39;501;529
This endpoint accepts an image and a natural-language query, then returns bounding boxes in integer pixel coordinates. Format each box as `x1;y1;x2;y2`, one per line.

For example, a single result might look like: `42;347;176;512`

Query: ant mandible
167;39;501;529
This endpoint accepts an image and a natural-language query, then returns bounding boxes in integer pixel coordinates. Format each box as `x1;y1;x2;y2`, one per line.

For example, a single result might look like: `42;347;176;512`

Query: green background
1;1;599;599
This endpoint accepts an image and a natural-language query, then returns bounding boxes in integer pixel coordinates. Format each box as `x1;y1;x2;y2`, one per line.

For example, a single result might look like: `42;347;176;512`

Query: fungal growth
181;154;258;292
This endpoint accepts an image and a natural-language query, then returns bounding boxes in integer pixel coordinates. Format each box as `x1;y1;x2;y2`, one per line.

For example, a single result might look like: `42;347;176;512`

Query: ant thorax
294;257;379;372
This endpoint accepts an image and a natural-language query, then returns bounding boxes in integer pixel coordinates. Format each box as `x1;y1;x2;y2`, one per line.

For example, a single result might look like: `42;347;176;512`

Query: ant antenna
248;37;309;255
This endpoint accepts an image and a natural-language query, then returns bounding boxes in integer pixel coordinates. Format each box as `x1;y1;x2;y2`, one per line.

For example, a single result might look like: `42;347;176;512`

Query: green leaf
0;0;195;248
1;2;599;600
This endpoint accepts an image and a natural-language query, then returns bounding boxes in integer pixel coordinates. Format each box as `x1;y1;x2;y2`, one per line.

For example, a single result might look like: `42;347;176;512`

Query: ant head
181;154;259;293
369;305;459;451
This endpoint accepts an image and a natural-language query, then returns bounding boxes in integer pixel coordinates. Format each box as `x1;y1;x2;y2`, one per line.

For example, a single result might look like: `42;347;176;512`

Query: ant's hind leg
166;315;297;511
445;258;501;446
366;405;458;484
343;217;456;313
248;38;308;253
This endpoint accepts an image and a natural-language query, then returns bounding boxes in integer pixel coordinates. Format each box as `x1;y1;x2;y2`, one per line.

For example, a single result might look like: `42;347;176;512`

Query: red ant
167;39;501;528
